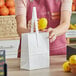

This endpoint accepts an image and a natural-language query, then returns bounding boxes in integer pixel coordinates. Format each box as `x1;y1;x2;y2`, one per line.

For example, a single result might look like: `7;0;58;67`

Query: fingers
28;20;31;29
50;34;56;43
49;32;55;38
47;28;57;43
28;19;39;29
18;27;31;37
25;28;31;33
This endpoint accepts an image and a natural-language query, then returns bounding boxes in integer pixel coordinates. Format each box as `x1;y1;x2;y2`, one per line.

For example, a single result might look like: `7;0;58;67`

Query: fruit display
63;61;71;72
69;55;76;64
38;18;48;30
0;0;5;7
0;0;18;38
63;55;76;74
72;0;76;11
72;3;76;11
73;0;76;4
5;0;15;8
69;24;76;30
0;0;15;16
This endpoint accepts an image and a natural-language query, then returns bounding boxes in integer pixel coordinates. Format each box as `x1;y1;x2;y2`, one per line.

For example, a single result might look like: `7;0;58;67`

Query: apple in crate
9;7;15;15
72;3;76;11
5;0;15;8
0;6;9;16
0;0;5;7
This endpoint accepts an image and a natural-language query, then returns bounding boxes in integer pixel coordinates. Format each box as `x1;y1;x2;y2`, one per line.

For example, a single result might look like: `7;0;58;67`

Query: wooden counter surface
6;55;74;76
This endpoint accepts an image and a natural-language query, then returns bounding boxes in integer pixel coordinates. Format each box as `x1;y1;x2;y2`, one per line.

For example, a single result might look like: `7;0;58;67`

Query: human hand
48;28;57;43
17;26;31;37
17;19;32;37
28;19;39;32
44;28;57;43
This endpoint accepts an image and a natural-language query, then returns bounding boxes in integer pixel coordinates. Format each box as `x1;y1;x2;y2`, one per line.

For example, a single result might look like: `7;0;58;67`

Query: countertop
6;55;74;76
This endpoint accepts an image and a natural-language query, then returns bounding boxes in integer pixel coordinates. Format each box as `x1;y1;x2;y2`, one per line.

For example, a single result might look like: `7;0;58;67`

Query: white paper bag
20;7;49;70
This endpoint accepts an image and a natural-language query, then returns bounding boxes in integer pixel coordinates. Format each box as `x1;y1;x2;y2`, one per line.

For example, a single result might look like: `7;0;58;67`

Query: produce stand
66;30;76;45
0;15;20;59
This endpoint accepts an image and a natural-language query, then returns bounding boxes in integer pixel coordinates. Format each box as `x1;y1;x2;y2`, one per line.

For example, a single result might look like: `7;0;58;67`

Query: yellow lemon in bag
38;18;48;30
69;55;76;65
63;61;71;72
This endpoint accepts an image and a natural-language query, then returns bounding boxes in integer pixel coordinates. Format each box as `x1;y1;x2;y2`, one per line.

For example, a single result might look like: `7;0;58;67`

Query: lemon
69;24;76;30
63;61;71;72
69;55;76;65
38;18;48;30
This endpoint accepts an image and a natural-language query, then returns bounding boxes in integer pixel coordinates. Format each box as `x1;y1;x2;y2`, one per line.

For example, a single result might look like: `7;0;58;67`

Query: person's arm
48;0;72;42
15;0;30;37
16;15;30;37
54;0;72;36
54;11;71;36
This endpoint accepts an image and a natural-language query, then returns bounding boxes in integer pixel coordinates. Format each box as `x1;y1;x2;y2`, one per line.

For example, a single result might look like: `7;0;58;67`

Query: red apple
72;3;76;11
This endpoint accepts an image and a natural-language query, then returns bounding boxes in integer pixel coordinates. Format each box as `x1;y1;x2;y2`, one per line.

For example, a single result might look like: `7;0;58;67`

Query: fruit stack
0;0;19;38
0;0;19;59
63;55;76;74
72;0;76;11
0;0;15;16
69;24;76;30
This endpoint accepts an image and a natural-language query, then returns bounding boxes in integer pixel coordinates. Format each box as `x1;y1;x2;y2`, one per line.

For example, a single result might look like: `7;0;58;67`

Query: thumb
47;28;53;32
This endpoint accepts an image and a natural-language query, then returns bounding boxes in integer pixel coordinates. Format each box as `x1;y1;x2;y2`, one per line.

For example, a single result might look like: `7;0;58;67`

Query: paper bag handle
31;7;39;34
31;7;39;47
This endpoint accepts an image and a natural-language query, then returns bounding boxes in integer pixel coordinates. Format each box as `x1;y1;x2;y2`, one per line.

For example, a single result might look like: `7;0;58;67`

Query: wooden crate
0;15;19;38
